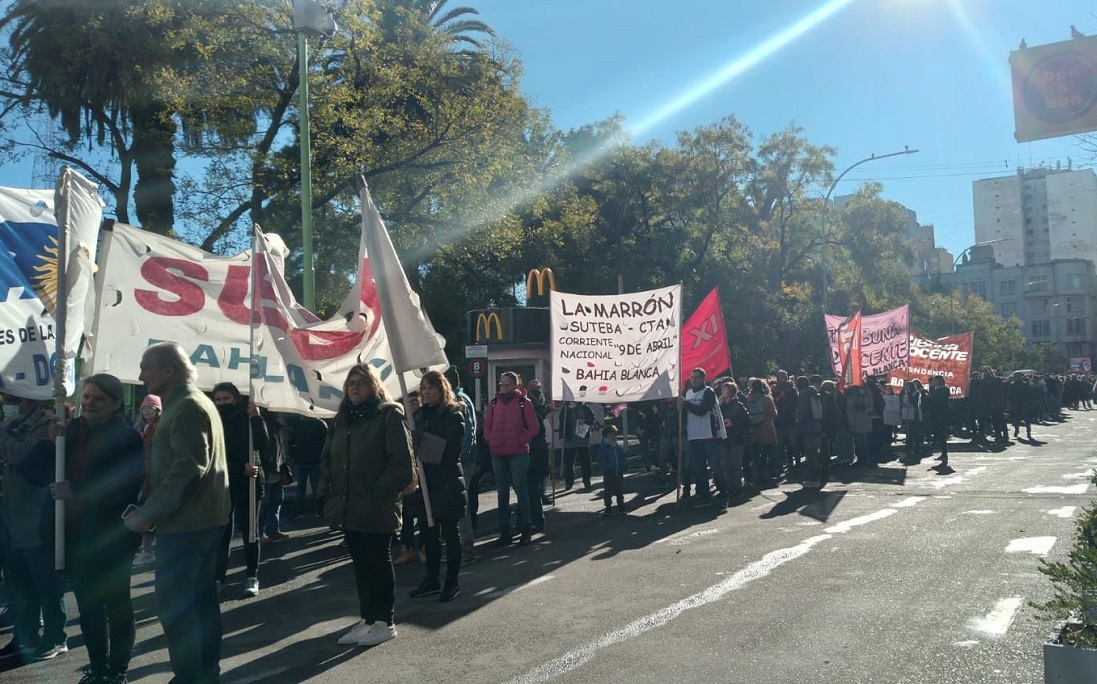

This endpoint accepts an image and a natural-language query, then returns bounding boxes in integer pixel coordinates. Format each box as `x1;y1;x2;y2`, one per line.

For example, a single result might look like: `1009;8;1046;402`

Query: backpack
810;393;823;421
747;397;766;426
708;399;727;440
455;391;477;461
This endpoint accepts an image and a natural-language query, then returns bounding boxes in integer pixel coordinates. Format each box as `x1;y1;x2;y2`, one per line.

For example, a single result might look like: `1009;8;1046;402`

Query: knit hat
140;394;162;411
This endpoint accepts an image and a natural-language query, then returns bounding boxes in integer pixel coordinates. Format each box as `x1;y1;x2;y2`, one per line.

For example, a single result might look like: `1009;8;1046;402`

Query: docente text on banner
825;304;911;379
888;332;974;398
550;285;681;403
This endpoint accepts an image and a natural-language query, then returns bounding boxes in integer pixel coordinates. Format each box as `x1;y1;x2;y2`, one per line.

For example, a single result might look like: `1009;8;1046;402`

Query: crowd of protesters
0;347;1092;681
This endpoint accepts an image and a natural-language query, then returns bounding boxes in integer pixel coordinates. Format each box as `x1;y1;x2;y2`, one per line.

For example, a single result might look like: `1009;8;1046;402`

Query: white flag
0;169;102;398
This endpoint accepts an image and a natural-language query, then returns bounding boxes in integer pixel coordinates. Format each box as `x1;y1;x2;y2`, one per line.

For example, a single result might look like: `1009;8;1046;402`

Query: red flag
681;288;732;386
838;308;863;391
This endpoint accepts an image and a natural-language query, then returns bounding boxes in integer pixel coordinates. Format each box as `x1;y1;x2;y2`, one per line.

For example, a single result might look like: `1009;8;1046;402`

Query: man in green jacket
125;341;229;684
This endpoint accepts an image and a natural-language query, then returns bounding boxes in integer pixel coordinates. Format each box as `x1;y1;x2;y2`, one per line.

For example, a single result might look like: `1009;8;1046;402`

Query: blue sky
476;0;1097;261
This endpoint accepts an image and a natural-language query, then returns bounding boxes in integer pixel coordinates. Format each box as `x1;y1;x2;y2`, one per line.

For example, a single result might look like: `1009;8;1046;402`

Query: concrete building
952;245;1097;364
973;166;1097;267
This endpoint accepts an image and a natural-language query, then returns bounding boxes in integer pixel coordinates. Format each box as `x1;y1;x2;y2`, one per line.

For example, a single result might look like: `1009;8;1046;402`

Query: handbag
279;463;294;486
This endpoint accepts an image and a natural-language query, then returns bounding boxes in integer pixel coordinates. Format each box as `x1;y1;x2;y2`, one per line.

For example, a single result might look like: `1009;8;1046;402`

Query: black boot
494;527;512;547
518;527;532;546
440;577;460;602
409;577;442;598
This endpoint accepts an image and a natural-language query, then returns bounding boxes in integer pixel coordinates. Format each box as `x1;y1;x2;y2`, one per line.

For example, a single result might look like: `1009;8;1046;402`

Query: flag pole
399;372;434;528
675;402;683;507
247;226;260;544
51;168;74;571
548;406;556;507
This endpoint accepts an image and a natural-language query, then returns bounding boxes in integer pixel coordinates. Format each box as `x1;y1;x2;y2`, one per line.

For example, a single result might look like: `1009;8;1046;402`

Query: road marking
965;467;987;475
953;640;980;648
480;575;556;600
929;476;965;489
1023;484;1089;495
894;496;927;508
653;526;724;548
1062;471;1095;480
1047;506;1078;518
509;500;924;683
964;510;994;515
967;597;1023;637
1005;537;1056;555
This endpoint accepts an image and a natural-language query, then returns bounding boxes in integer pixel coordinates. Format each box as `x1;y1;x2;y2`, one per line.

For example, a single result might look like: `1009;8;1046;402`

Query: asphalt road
3;410;1094;683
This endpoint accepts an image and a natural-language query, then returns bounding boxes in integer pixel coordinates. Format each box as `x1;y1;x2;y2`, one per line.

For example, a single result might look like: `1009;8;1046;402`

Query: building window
1032;320;1051;337
1029;279;1049;293
1000;280;1016;296
1001;302;1016;317
1068;273;1083;289
1068;318;1087;336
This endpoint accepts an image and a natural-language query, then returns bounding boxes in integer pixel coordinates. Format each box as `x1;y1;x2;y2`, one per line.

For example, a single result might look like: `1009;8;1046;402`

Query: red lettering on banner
359;259;382;338
135;258;207;316
290;329;365;361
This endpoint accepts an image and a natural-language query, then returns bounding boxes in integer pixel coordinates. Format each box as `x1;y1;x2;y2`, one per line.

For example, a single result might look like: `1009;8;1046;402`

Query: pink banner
825;304;910;379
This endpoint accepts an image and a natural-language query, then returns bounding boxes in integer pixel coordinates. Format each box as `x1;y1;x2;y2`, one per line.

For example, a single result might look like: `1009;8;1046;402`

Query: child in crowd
596;425;627;515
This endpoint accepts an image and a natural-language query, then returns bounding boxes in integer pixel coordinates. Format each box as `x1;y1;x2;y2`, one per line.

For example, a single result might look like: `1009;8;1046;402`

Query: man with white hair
125;342;230;684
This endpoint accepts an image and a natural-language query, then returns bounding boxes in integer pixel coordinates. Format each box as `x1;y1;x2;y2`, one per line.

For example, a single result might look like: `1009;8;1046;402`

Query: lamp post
818;147;918;313
293;0;337;311
949;239;1009;333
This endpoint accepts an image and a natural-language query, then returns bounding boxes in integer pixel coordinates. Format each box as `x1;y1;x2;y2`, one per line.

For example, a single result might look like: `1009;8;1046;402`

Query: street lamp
293;0;337;311
818;147;919;312
950;239;1010;333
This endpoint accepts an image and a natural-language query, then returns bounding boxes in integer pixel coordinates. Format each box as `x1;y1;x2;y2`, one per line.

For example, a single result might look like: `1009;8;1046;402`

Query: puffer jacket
319;399;415;535
483;389;538;457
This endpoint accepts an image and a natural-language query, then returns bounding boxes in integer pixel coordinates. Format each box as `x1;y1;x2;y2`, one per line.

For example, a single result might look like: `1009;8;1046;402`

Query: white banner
550;285;681;403
87;219;446;416
0;172;102;399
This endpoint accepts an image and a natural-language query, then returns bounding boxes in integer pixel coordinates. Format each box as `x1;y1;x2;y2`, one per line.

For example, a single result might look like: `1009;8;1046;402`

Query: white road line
1005;537;1056;555
964;510;994;515
967;597;1024;637
1023;484;1089;495
1047;506;1078;518
508;501;924;684
480;575;556;600
1062;471;1095;480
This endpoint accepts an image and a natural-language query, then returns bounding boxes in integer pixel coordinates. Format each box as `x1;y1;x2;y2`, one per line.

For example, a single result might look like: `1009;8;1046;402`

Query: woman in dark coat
406;370;466;602
47;374;144;683
319;364;414;648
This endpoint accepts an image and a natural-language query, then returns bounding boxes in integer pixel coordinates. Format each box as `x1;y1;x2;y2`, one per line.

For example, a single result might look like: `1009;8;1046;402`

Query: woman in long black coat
406;370;466;603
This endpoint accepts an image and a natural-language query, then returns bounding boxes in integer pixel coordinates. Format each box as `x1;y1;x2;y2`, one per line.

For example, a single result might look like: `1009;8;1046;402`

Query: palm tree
0;0;283;236
420;0;495;52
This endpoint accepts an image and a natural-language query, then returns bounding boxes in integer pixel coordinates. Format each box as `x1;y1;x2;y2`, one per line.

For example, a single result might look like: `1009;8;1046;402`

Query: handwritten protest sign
550;285;681;403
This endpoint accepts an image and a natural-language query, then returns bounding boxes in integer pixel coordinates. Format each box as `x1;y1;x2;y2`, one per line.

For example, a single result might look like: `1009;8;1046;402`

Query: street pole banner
550;284;681;403
887;332;974;398
680;287;731;386
87;219;443;416
0;171;102;399
826;304;910;379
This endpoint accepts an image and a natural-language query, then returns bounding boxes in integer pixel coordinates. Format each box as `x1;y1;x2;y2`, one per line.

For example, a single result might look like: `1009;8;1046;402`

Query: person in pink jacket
483;372;539;547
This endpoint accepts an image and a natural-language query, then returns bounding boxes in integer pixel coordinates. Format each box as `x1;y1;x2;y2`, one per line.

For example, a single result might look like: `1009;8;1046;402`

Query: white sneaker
244;577;259;597
337;619;370;645
358;621;396;647
133;550;155;567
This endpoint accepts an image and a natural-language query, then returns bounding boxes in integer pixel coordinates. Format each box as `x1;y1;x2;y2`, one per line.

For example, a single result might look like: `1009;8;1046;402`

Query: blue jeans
492;453;530;532
260;482;284;537
293;463;321;514
155;526;223;684
10;541;67;649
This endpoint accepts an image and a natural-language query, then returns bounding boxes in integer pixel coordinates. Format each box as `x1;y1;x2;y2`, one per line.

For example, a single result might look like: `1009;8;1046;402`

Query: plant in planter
1035;473;1097;681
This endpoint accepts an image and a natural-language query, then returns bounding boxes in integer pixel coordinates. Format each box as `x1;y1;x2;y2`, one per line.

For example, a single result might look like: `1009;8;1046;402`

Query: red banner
681;287;731;385
837;308;863;390
887;332;974;398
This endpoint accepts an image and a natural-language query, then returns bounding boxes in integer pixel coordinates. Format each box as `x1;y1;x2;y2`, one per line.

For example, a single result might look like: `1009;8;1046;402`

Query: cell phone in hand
121;503;139;521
